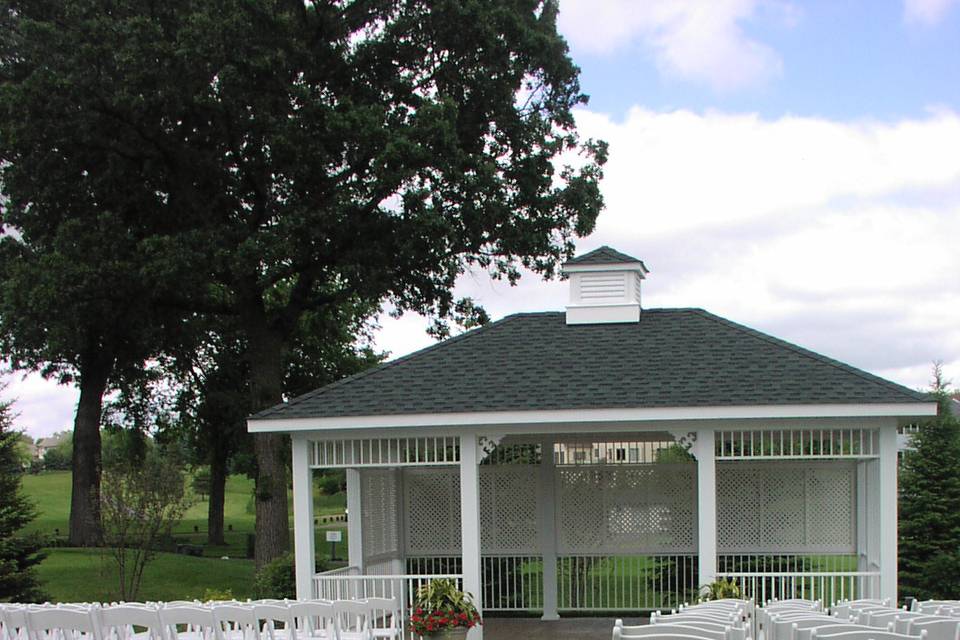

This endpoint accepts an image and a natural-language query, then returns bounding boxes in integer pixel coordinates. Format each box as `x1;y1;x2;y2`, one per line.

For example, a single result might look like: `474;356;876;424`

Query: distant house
35;433;67;459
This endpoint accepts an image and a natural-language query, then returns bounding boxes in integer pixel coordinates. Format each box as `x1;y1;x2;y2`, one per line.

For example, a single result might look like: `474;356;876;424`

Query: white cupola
562;246;649;325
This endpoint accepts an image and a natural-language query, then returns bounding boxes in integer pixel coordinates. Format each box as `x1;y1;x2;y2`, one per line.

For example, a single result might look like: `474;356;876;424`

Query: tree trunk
208;447;228;546
68;352;112;546
246;316;291;569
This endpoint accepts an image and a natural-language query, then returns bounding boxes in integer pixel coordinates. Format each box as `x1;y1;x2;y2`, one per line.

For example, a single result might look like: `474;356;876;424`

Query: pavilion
248;246;935;638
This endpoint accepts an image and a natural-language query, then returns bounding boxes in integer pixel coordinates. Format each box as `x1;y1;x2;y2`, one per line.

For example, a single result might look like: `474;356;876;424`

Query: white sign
326;530;342;543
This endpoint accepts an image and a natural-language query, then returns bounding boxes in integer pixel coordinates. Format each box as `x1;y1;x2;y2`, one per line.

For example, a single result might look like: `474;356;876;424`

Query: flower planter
424;628;469;640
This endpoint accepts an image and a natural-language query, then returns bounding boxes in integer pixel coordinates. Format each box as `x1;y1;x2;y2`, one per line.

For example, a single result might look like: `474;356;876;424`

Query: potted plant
408;578;482;639
699;577;742;600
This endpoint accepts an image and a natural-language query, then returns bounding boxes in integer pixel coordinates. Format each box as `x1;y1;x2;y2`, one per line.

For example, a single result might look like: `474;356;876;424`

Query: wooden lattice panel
717;461;856;553
556;463;697;554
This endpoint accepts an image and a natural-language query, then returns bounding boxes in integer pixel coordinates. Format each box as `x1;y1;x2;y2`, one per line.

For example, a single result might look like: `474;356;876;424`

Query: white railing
717;571;880;605
406;555;544;611
716;428;880;459
313;569;462;606
309;437;460;468
558;554;698;611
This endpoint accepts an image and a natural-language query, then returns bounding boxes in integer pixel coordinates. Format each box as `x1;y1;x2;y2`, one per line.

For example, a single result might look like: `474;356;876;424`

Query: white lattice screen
556;463;697;554
402;466;540;555
359;469;401;563
716;461;856;553
403;468;461;555
479;466;539;554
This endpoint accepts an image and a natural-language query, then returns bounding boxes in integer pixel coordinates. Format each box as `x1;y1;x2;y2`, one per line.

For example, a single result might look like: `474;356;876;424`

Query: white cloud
377;106;960;396
557;0;795;91
903;0;959;25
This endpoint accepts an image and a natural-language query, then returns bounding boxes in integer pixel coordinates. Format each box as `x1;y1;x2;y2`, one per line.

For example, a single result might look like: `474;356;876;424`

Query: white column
460;433;483;640
346;468;364;571
292;435;316;600
878;425;899;601
538;438;559;620
694;428;717;586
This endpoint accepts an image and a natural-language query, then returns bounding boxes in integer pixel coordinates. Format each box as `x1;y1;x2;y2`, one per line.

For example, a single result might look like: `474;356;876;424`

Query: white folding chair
909;619;960;640
332;602;371;640
362;599;400;640
617;624;727;640
1;606;29;640
212;605;260;640
252;605;295;640
613;631;719;640
795;624;893;640
26;608;102;640
810;629;926;640
287;602;336;640
159;606;218;640
769;616;837;640
98;606;163;640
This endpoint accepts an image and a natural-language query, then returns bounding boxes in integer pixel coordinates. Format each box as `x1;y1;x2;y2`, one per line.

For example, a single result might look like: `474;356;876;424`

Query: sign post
326;530;342;561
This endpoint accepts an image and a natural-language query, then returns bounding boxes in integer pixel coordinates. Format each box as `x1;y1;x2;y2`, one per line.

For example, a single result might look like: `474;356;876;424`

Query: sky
5;0;960;438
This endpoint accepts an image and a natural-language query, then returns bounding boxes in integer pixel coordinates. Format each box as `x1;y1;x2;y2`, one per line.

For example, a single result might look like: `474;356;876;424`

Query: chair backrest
909;619;960;640
810;629;925;640
796;624;891;640
287;602;336;639
332;601;370;637
1;607;29;640
616;624;726;640
98;606;163;640
251;605;294;640
26;608;101;640
768;616;837;640
613;630;721;640
362;598;399;634
159;606;217;640
212;605;260;640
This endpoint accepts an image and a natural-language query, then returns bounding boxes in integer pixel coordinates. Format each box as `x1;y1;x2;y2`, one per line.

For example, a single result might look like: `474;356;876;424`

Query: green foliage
655;444;696;463
700;578;742;600
253;553;296;600
317;470;346;496
202;587;235;602
192;469;212;500
899;393;960;600
409;579;481;635
0;393;49;602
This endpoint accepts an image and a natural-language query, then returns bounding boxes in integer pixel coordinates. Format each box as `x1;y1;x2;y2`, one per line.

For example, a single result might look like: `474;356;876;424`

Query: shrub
254;553;296;599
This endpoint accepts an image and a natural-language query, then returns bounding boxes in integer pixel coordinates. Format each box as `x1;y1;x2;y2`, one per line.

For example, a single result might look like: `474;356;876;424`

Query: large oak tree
1;0;606;564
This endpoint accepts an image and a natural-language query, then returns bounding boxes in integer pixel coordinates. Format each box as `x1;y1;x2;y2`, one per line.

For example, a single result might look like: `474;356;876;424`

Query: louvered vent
563;247;648;325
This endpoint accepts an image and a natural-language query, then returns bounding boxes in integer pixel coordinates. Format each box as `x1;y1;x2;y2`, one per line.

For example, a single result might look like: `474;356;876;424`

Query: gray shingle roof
564;245;647;268
253;309;925;420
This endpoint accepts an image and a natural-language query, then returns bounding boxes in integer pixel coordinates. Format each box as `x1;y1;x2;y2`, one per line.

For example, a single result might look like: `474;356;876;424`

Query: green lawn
36;548;257;603
21;471;349;602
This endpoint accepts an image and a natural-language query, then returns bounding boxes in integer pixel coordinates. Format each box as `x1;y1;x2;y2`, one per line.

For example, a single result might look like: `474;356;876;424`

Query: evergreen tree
898;384;960;600
0;392;48;603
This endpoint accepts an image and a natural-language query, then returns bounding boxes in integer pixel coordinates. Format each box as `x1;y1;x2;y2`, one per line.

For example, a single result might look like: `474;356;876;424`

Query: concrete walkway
484;616;648;640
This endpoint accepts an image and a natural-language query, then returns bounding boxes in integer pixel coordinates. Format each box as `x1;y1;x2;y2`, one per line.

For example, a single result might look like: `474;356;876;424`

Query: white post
291;435;316;599
694;428;717;586
346;468;364;571
538;438;559;620
878;425;898;601
460;433;483;640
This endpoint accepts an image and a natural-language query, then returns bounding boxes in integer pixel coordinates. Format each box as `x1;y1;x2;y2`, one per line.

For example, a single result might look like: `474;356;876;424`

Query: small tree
100;447;194;600
0;391;48;603
899;366;960;600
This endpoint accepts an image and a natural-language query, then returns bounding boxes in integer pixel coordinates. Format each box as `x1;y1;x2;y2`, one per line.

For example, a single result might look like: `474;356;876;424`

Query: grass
35;548;257;603
21;470;349;602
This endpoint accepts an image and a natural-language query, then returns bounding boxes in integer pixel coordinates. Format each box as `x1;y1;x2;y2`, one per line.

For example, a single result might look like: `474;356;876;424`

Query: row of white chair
829;599;960;640
0;598;402;640
615;599;753;640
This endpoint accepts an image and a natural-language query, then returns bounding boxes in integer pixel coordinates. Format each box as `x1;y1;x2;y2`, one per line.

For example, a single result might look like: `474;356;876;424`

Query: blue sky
5;0;960;437
565;0;960;121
